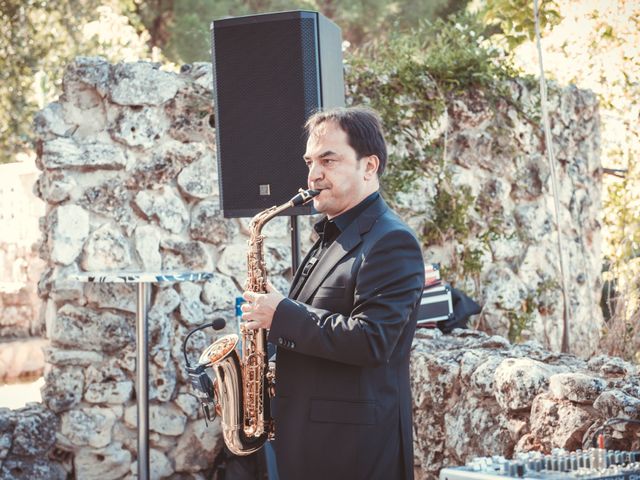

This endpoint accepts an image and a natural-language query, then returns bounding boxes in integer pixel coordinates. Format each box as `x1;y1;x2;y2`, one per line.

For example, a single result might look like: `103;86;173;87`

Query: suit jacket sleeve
268;228;425;367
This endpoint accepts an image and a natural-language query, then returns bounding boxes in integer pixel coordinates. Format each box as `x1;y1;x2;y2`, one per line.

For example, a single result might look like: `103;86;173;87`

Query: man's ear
364;155;380;180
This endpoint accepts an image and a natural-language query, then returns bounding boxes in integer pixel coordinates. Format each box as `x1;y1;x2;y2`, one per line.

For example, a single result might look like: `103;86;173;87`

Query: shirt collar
313;191;380;236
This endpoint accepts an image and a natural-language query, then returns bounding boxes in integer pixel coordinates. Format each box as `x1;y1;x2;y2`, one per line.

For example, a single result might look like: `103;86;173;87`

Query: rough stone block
81;223;132;271
189;199;235;245
170;418;223;473
110;61;179;106
60;407;117;448
177;153;217;199
74;442;132;480
50;304;134;353
135;187;189;234
41;366;84;413
48;205;90;266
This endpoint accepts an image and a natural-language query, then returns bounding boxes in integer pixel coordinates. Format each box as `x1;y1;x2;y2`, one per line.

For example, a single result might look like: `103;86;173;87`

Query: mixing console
439;449;640;479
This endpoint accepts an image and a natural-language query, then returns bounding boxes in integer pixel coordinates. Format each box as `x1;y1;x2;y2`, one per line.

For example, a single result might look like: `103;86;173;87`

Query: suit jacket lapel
295;196;389;304
289;238;320;297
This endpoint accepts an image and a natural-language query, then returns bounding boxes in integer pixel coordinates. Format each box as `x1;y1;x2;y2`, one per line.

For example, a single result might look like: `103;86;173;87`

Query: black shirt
291;191;380;297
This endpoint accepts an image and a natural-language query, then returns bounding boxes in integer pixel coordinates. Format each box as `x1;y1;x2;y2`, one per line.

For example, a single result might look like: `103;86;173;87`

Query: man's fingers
242;291;255;302
243;319;260;330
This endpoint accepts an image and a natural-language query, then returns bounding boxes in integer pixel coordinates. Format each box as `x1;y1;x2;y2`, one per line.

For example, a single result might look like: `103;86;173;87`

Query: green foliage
482;0;562;49
422;175;474;246
345;12;520;286
0;0;153;164
122;0;318;63
507;302;535;343
122;0;471;63
346;12;518;196
507;279;559;343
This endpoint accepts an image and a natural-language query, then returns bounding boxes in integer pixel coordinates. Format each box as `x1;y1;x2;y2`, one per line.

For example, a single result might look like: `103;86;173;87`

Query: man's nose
308;161;323;183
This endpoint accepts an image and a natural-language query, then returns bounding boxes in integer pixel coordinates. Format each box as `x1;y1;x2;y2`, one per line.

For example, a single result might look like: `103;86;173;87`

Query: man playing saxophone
241;106;425;480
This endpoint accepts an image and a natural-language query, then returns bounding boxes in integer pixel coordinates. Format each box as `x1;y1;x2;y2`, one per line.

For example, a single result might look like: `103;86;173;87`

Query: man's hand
241;282;285;330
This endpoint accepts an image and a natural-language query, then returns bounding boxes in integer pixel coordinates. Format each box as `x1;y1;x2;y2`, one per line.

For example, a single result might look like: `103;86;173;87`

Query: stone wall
0;162;46;340
0;161;47;383
411;329;640;479
389;80;603;354
11;57;607;478
4;332;640;479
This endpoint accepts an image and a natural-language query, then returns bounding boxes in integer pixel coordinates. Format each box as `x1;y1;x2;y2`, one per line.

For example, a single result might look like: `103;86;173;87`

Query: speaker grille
213;14;322;217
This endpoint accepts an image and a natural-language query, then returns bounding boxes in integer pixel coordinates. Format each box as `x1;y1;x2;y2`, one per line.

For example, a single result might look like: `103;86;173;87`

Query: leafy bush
346;12;519;196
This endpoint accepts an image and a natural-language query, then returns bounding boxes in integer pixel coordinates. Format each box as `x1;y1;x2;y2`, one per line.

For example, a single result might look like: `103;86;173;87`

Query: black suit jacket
268;195;425;480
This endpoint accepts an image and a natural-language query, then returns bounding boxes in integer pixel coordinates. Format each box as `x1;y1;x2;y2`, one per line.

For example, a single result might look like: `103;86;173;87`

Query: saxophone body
198;188;319;456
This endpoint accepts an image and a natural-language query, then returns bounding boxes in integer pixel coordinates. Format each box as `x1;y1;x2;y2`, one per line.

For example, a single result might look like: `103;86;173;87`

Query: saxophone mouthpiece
291;188;320;207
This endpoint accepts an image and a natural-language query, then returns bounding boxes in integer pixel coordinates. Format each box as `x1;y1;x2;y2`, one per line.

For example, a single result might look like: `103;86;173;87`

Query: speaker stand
290;215;301;272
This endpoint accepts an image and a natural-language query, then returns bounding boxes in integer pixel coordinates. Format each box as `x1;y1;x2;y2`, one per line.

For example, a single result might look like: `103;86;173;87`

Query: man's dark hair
305;106;388;176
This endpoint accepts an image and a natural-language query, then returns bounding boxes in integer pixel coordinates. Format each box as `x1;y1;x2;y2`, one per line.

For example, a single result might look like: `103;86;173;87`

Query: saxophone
197;188;319;456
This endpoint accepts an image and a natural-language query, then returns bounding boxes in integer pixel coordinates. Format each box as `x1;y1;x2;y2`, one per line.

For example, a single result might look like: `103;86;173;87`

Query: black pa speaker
211;10;345;218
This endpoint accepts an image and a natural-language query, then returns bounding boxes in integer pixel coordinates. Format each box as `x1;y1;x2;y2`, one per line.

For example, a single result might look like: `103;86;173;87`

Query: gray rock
189;199;235;245
217;244;247;286
514;203;553;242
126;140;206;190
0;409;14;460
41;138;127;170
175;393;200;419
84;361;128;385
109;104;170;149
125;403;186;436
266;244;291;276
10;404;58;456
178;282;204;327
134;224;163;271
469;356;504;396
170;418;223;472
74;443;132;480
529;392;593;450
177;153;217;199
48;205;90;265
110;61;179;106
60;407;117;448
135;187;189;234
32;102;74;138
41;366;84;413
130;448;174;479
493;358;552;411
63;56;111;98
33;170;76;204
482;266;528;311
44;347;104;367
165;73;215;144
202;274;240;311
148;349;178;402
445;396;512;460
81;223;132;271
510;155;549;201
549;372;606;403
588;355;637;377
45;264;85;303
50;304;134;353
85;380;133;404
593;389;640;419
0;458;66;480
78;179;136;235
160;238;213;271
85;282;137;313
151;287;181;315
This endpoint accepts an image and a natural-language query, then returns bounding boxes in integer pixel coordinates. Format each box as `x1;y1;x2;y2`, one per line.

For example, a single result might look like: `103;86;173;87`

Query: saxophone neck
249;188;320;235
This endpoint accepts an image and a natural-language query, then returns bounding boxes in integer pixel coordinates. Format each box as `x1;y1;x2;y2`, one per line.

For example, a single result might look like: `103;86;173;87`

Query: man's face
304;121;371;219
